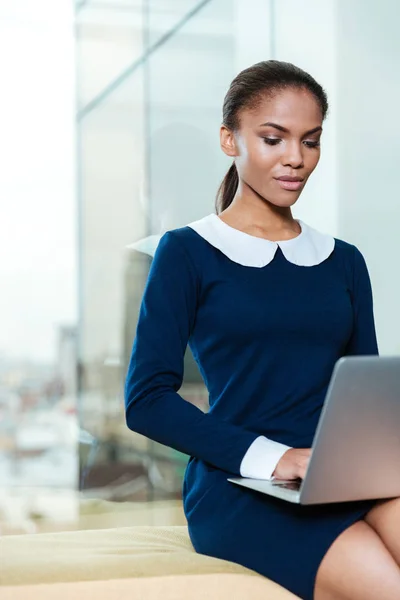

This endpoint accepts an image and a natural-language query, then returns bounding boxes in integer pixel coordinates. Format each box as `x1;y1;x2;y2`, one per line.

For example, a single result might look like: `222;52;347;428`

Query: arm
345;246;379;356
125;231;263;476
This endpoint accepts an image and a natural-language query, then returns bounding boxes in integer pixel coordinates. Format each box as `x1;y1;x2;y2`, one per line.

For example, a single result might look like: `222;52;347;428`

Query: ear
220;125;238;158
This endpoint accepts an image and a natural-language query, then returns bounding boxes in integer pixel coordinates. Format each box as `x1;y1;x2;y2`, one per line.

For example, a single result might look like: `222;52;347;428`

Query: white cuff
240;436;291;480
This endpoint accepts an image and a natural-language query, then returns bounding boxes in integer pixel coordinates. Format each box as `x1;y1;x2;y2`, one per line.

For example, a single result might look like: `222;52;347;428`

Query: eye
263;138;281;145
263;137;320;148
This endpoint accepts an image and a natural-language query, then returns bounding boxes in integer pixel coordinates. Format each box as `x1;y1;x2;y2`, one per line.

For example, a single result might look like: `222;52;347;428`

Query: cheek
235;138;282;181
306;150;321;172
245;141;277;171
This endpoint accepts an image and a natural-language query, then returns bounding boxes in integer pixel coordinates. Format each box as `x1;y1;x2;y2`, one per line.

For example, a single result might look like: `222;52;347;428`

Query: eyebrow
259;122;323;135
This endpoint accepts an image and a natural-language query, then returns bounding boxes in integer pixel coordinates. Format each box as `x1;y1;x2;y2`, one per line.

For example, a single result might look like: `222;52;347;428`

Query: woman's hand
272;448;312;480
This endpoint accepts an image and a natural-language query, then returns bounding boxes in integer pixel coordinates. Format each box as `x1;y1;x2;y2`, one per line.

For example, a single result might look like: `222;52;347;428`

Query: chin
266;195;300;208
253;183;302;207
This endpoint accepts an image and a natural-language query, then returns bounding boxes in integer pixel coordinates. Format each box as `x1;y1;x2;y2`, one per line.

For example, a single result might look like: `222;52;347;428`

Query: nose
282;140;304;169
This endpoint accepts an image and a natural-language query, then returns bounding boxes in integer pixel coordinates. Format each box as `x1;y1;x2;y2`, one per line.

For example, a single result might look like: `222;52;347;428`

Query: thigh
365;497;400;566
314;520;400;600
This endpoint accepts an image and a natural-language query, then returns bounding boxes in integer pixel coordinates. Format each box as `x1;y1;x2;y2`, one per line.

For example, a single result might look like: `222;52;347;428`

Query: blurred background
1;0;399;535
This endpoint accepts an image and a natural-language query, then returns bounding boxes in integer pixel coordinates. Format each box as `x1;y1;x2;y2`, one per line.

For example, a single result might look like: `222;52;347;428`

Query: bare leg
314;520;400;600
365;497;400;566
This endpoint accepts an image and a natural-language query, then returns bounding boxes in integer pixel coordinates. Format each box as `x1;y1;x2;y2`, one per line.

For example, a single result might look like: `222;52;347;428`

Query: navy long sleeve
124;231;259;475
344;245;379;356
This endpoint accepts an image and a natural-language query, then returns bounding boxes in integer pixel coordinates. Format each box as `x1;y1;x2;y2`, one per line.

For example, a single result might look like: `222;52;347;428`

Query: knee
314;521;400;600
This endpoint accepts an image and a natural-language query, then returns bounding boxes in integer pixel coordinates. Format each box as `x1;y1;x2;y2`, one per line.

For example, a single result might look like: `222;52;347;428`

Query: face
220;87;323;208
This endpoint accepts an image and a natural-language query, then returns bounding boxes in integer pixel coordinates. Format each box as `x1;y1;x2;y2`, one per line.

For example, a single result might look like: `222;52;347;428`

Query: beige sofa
0;525;300;599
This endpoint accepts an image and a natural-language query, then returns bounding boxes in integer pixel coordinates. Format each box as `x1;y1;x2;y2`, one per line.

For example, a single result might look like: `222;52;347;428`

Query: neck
220;182;300;240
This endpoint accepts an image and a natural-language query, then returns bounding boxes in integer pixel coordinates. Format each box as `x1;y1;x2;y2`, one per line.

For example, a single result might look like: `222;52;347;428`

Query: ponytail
215;162;239;214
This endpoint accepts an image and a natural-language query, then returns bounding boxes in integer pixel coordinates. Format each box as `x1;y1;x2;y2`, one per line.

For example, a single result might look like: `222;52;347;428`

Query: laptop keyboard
271;479;301;491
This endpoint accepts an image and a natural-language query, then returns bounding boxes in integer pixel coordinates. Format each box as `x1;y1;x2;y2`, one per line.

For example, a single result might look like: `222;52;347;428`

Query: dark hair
215;60;329;214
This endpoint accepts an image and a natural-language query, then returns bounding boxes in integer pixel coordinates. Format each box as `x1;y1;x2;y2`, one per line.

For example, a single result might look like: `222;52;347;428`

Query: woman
125;61;400;599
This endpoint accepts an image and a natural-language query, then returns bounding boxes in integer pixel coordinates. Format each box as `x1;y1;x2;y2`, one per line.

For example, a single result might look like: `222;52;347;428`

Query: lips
275;178;304;191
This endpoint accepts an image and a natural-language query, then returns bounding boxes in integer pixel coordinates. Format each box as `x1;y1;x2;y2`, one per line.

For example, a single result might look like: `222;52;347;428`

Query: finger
297;465;307;479
296;457;309;468
295;459;309;478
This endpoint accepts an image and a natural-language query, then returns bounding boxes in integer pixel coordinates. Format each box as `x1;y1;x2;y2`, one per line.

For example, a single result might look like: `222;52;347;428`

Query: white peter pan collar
187;213;335;268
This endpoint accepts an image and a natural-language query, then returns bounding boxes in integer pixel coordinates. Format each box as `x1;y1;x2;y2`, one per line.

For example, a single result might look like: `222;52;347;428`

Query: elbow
124;400;135;432
124;388;145;435
125;401;147;438
124;377;156;437
124;374;142;433
124;364;177;436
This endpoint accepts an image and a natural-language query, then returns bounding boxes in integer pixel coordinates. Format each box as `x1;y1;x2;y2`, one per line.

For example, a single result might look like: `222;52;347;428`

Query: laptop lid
300;356;400;505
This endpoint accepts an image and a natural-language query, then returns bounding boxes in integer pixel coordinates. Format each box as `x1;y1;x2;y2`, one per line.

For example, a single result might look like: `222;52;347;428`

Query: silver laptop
228;356;400;505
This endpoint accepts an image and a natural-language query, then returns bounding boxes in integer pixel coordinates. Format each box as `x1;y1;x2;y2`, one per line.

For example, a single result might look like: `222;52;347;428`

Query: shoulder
148;227;205;290
155;225;202;255
155;224;209;266
334;236;356;254
333;237;370;280
334;237;365;262
162;225;202;250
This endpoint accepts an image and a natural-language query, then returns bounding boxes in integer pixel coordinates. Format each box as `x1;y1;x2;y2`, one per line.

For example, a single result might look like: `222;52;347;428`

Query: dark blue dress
125;224;379;600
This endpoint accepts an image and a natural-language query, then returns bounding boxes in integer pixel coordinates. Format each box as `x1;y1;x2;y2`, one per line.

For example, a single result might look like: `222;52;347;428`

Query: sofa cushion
0;525;299;598
0;574;299;600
